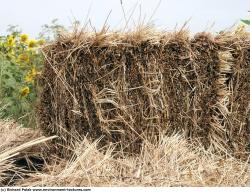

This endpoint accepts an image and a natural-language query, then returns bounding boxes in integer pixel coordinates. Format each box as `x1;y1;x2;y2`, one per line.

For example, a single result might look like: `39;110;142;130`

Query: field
0;26;250;187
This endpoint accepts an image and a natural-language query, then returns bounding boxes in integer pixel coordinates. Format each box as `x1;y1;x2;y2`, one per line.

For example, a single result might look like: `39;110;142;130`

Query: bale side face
38;31;250;158
218;34;250;159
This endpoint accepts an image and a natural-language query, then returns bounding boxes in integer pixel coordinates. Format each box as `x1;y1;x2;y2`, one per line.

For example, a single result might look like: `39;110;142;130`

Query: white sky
1;0;250;37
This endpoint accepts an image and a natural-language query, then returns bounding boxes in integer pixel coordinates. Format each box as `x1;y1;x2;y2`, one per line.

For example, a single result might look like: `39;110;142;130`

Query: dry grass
0;119;56;186
18;133;250;187
0;119;249;187
0;120;41;153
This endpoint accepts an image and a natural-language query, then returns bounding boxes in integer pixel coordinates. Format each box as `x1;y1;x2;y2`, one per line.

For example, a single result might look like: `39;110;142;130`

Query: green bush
0;31;44;127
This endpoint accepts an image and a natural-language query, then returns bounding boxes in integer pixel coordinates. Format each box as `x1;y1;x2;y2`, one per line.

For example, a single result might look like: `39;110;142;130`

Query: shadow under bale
2;156;45;186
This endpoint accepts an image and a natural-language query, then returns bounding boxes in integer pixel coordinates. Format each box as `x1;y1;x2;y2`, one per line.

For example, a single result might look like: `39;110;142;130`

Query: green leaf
241;20;250;25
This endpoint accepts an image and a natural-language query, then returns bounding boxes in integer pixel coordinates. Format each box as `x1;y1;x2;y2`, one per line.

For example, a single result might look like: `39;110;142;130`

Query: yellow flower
24;67;40;83
24;73;33;83
37;39;45;45
20;34;29;43
18;53;30;63
7;35;15;47
28;39;37;48
20;86;30;97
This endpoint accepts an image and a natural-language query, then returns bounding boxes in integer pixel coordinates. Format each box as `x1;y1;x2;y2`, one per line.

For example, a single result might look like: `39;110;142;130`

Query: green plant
241;20;250;25
0;30;44;127
241;11;250;25
39;19;66;41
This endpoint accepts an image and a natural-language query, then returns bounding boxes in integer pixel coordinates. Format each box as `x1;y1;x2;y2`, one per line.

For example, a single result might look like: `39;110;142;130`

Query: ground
0;119;249;187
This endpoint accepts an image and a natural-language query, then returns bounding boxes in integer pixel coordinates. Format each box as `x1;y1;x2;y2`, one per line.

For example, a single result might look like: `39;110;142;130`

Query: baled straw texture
38;28;250;158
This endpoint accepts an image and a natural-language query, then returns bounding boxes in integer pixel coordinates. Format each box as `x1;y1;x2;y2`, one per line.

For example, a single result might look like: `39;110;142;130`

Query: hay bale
216;32;250;159
190;33;221;149
160;32;193;137
38;29;250;158
39;29;169;155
